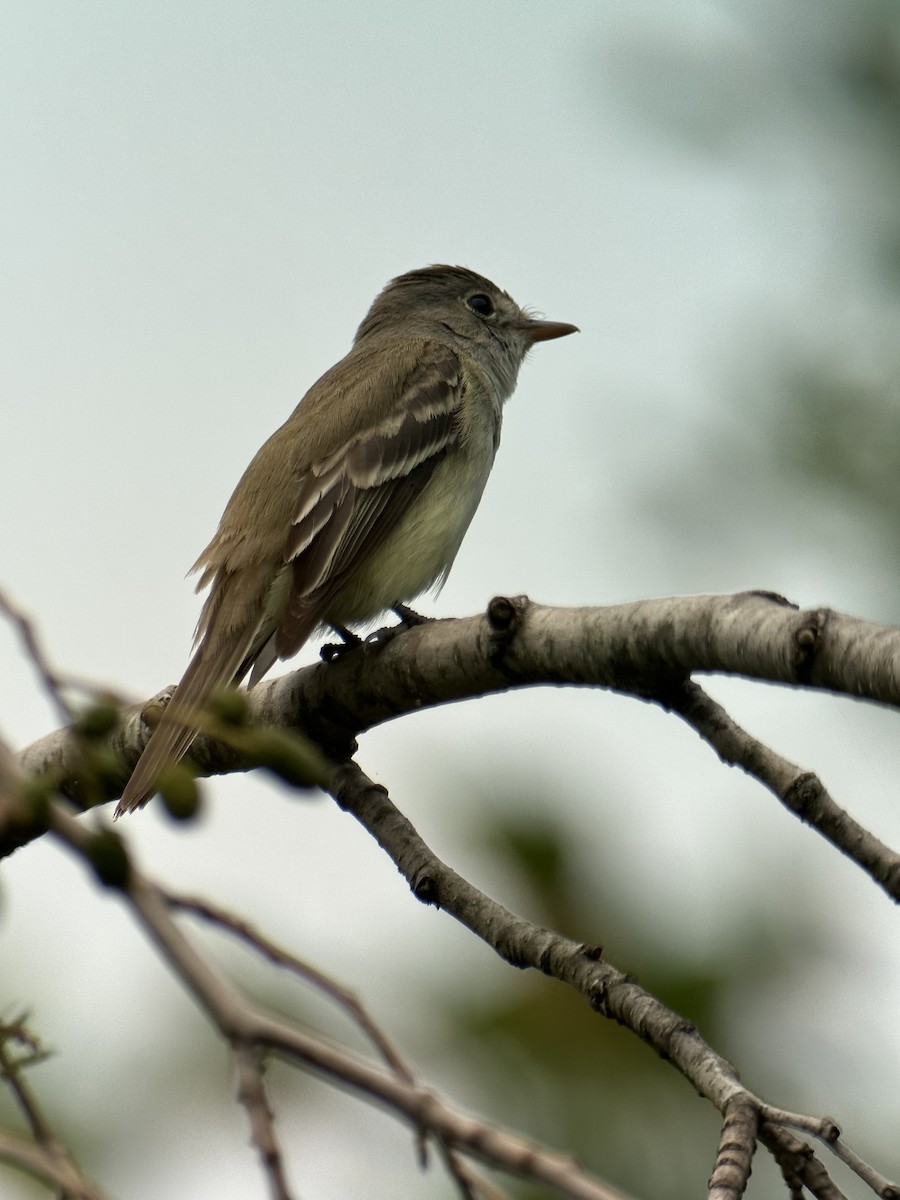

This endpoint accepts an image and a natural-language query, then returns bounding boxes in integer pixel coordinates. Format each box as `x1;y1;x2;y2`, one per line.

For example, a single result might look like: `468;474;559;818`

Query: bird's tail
115;629;254;816
116;559;333;816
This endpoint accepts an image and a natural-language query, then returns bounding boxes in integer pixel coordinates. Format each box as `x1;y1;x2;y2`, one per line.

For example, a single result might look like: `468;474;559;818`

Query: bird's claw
391;603;432;628
364;604;435;649
320;624;363;662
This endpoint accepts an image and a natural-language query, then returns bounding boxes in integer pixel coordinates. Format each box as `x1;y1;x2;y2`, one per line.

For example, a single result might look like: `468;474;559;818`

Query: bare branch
330;760;900;1200
0;1128;108;1200
7;594;900;1194
233;1044;293;1200
0;1022;109;1200
13;594;900;894
40;797;640;1200
761;1125;849;1200
662;679;900;900
707;1099;757;1200
330;760;748;1111
0;587;74;724
0;587;124;727
435;1147;515;1200
761;1105;900;1198
166;891;415;1082
166;892;569;1200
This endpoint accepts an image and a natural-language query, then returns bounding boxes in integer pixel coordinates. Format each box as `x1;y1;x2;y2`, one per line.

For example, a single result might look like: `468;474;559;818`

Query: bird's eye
467;293;494;317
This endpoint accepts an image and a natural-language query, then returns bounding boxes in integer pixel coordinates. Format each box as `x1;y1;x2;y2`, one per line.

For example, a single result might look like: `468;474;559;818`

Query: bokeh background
3;2;900;1197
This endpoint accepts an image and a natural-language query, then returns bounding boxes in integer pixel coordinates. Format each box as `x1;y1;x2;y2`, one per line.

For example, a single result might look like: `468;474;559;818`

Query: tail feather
118;563;334;815
246;606;323;685
116;629;253;815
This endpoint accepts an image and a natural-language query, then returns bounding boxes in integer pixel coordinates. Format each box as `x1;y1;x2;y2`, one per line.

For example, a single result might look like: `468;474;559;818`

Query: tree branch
0;1020;109;1200
329;759;900;1200
11;593;900;880
659;678;900;900
7;592;900;1194
39;796;633;1200
707;1097;757;1200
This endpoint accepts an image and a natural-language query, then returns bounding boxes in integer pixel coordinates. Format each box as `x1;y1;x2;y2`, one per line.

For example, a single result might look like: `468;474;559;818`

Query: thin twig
0;1021;108;1200
760;1104;900;1199
827;1133;900;1199
233;1044;293;1200
0;1128;108;1200
43;796;635;1200
0;1024;55;1145
761;1125;849;1200
663;678;900;902
166;891;415;1082
436;1144;515;1200
0;587;108;725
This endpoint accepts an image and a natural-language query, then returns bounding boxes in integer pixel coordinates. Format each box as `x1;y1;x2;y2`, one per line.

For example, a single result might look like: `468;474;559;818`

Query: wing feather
275;346;463;655
118;339;465;812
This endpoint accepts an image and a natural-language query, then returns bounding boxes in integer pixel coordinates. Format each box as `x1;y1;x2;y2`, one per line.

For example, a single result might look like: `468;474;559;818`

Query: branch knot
793;609;829;681
411;867;439;905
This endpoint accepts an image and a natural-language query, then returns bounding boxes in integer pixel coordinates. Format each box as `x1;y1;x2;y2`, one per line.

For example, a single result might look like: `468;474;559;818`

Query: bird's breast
326;424;497;626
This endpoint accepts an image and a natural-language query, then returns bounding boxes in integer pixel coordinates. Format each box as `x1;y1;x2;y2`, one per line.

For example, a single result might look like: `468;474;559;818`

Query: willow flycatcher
117;265;577;813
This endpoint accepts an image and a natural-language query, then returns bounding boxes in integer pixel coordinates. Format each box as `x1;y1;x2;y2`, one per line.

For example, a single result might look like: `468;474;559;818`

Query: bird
116;264;577;813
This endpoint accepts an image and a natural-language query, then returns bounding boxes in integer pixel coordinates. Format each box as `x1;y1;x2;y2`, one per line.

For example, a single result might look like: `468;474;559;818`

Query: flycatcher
117;265;577;814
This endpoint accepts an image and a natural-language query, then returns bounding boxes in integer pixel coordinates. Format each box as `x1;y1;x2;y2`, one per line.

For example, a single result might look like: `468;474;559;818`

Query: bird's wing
118;342;463;814
251;343;464;675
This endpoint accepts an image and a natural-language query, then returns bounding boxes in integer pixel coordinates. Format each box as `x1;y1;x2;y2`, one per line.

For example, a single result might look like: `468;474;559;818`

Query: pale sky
3;3;899;1198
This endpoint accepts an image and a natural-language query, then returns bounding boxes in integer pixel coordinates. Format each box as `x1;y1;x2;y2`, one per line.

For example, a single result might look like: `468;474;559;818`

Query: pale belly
325;440;495;626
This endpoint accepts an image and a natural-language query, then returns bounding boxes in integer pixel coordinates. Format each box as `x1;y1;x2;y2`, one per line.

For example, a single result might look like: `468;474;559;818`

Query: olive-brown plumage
117;266;577;814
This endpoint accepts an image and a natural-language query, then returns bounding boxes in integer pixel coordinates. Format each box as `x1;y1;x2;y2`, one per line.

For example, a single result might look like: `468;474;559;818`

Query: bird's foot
320;624;364;663
322;608;435;660
365;604;435;649
390;603;433;628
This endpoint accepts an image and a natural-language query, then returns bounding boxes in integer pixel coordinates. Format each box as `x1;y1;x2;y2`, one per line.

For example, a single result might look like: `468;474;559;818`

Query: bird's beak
514;318;580;344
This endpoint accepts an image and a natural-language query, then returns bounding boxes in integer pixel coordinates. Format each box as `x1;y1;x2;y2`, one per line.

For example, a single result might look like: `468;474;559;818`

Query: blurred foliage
768;5;900;543
773;362;900;528
638;2;900;583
